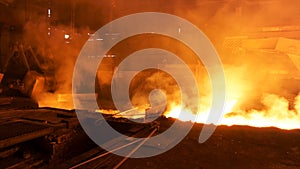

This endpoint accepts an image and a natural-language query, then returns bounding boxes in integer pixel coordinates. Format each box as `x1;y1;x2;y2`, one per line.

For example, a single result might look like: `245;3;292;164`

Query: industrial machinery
223;25;300;110
1;43;45;96
1;0;300;168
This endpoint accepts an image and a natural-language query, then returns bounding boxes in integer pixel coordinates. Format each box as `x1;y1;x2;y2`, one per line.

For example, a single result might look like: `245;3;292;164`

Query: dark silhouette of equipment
0;43;52;98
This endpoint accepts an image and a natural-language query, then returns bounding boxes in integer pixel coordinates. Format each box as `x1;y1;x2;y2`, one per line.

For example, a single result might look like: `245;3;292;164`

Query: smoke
222;93;300;129
129;70;181;110
227;93;299;118
295;94;300;114
21;15;91;108
11;0;300;123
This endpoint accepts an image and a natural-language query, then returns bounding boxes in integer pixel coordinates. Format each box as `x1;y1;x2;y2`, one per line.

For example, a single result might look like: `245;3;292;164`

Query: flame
164;93;300;130
36;92;300;129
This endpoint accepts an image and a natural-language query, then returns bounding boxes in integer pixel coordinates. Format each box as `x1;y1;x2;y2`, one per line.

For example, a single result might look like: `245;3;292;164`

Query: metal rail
69;127;158;169
113;127;158;169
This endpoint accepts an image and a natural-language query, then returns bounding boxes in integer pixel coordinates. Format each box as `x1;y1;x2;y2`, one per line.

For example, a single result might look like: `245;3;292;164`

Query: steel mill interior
0;0;300;168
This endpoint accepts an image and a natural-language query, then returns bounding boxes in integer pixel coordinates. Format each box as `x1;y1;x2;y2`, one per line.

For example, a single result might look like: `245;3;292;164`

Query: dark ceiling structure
1;0;300;31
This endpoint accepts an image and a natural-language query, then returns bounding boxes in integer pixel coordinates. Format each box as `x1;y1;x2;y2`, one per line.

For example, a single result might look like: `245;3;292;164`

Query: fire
164;100;237;124
165;93;300;130
36;92;299;130
36;91;300;130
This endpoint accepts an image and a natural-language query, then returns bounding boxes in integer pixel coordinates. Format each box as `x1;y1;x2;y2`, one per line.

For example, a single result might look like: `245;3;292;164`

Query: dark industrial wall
0;25;11;70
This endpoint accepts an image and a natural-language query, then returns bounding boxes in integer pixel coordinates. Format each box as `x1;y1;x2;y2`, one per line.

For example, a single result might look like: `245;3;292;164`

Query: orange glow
37;91;300;130
165;93;300;130
37;94;74;110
